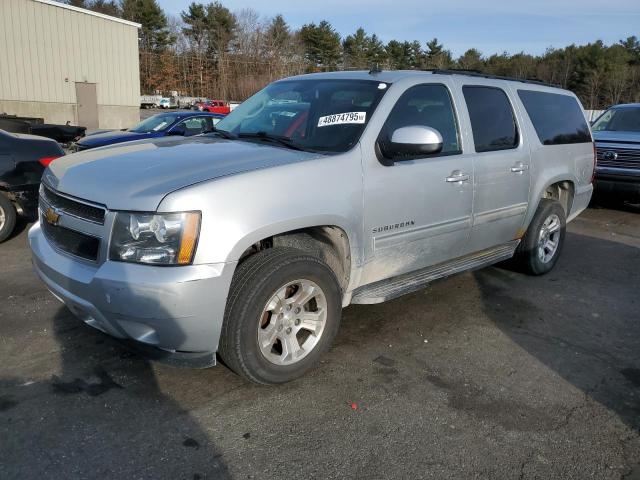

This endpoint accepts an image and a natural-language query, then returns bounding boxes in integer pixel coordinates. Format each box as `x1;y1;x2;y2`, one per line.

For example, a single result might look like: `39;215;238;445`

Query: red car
198;100;231;115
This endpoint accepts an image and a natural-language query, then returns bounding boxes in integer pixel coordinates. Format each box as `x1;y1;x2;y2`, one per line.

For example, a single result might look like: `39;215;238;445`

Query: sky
157;0;640;57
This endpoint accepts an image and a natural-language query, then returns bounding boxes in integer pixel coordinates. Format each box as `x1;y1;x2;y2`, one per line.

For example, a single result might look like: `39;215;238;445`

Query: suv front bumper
594;167;640;200
29;222;235;364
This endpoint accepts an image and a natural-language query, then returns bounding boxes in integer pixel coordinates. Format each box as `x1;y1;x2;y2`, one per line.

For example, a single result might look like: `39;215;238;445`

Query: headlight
109;211;201;265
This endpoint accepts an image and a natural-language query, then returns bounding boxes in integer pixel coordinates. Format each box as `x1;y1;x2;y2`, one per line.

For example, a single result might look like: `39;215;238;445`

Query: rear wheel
513;198;566;275
0;193;17;243
219;247;342;384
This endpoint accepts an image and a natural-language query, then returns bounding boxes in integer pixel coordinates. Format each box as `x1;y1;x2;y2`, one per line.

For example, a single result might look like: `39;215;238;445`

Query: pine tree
121;0;174;52
299;20;342;68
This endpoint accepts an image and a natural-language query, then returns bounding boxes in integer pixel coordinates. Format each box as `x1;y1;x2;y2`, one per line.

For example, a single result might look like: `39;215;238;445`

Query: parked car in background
29;70;594;383
192;100;208;111
201;100;231;115
592;103;640;202
0;114;86;145
73;111;224;151
158;98;175;109
0;129;64;242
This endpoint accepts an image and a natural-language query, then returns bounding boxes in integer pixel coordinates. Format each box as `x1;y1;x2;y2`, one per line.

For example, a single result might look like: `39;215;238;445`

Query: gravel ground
1;204;639;479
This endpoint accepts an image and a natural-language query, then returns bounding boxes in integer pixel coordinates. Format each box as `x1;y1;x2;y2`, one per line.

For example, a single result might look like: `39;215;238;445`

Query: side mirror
167;125;186;136
385;126;443;160
377;125;442;166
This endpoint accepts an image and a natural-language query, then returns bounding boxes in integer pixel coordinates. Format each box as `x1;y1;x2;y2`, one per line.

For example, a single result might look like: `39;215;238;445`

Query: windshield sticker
318;112;366;127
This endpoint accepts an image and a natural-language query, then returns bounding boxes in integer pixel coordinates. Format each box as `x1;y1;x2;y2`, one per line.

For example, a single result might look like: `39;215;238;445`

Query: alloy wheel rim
537;213;561;263
0;206;5;231
257;279;328;366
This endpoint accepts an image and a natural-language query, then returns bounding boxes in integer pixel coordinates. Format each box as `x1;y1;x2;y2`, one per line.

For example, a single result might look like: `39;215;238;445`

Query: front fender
157;148;364;270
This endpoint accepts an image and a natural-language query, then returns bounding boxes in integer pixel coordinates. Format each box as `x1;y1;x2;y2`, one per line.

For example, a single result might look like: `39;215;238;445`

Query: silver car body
29;71;594;362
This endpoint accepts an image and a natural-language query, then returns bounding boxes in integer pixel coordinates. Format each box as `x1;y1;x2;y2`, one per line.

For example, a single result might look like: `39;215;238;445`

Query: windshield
592;107;640;132
214;79;389;153
129;114;176;133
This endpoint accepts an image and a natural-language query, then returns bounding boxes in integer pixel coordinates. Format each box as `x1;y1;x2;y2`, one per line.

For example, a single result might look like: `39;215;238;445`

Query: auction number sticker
317;112;366;127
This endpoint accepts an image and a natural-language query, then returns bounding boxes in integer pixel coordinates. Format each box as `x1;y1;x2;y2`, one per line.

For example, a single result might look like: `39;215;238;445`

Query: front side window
592;107;640;132
378;84;461;159
215;79;388;153
518;90;591;145
463;86;518;152
129;114;176;133
175;117;213;135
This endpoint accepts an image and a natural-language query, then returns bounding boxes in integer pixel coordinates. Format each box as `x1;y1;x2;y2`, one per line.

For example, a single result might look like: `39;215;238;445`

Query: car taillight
39;156;61;167
590;143;597;183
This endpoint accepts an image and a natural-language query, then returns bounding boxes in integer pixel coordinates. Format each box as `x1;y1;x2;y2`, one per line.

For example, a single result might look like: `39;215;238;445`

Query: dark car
0;129;64;242
592;104;640;201
74;111;224;151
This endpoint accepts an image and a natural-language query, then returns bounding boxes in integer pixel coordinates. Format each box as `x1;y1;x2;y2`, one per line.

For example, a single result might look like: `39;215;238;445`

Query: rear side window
518;90;591;145
462;86;518;152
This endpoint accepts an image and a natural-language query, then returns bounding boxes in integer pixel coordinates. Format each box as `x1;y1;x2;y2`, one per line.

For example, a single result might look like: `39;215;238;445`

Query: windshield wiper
238;131;306;151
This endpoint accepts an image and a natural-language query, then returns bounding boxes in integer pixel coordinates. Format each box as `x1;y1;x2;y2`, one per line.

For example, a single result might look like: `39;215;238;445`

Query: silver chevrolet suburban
29;70;595;384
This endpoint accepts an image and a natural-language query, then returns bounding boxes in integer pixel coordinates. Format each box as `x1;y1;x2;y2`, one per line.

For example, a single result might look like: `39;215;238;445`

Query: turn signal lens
178;213;201;265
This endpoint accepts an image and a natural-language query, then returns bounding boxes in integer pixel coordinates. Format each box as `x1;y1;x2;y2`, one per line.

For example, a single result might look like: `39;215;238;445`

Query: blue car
74;111;225;151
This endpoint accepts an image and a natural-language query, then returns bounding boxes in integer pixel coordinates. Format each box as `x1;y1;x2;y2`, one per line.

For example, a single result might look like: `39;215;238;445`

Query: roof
33;0;141;28
284;69;564;91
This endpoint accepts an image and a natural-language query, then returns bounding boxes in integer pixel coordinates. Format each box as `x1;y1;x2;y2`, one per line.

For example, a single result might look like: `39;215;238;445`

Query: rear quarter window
517;90;591;145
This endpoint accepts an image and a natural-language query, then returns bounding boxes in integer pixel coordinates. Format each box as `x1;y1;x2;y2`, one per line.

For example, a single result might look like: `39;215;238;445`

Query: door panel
75;82;99;129
459;84;531;253
360;82;473;286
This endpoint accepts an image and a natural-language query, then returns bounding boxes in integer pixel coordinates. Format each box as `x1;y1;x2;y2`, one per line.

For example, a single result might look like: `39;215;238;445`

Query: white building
0;0;141;129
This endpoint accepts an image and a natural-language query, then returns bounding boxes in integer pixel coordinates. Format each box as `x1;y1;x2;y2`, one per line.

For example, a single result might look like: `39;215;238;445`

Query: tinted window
518;90;591;144
592;106;640;133
463;86;518;152
378;84;461;159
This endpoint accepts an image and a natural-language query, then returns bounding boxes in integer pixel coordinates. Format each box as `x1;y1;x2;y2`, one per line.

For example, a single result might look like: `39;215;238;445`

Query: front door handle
445;170;470;183
510;162;529;173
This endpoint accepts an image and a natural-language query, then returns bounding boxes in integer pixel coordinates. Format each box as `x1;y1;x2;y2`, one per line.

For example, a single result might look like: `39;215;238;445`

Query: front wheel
513;198;566;275
0;193;17;243
219;248;342;384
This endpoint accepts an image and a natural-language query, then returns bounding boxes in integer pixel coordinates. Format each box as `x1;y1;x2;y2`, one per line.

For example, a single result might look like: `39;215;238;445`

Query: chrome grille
596;146;640;169
39;184;107;262
40;184;105;224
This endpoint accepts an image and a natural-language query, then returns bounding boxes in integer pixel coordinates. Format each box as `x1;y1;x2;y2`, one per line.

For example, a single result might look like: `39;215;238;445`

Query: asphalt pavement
1;204;639;479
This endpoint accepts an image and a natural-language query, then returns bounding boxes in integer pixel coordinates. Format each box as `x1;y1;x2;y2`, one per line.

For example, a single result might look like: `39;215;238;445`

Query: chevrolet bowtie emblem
44;207;61;226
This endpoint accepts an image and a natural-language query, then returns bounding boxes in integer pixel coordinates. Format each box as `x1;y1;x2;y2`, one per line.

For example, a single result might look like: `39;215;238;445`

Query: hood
77;130;156;148
45;135;320;211
593;130;640;145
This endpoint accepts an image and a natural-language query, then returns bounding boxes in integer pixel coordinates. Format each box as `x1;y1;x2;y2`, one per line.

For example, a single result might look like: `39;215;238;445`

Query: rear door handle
510;162;529;173
445;170;470;183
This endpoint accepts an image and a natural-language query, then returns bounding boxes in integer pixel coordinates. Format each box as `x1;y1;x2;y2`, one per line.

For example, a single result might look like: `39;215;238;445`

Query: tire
513;198;566;275
219;247;342;384
0;193;17;243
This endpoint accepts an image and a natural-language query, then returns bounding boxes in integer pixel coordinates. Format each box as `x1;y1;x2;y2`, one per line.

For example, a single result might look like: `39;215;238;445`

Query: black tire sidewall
0;193;17;243
223;249;342;384
519;199;566;275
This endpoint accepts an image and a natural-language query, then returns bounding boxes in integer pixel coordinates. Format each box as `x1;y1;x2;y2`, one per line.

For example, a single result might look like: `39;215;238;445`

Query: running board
351;240;520;304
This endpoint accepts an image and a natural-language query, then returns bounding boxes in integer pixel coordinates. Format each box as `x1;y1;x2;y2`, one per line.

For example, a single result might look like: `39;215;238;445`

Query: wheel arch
525;175;576;229
232;221;355;293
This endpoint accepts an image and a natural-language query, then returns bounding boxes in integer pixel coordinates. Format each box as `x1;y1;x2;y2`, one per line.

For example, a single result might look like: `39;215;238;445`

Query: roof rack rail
429;69;558;88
